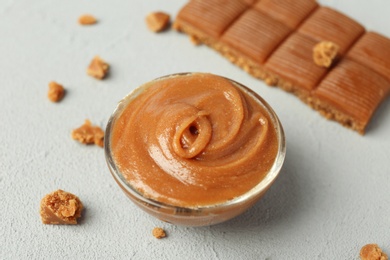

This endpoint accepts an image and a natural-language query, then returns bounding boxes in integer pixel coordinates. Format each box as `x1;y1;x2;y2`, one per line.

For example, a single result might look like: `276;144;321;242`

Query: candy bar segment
313;59;390;133
298;7;365;54
221;9;292;64
254;0;318;29
347;32;390;82
265;33;328;95
176;0;249;39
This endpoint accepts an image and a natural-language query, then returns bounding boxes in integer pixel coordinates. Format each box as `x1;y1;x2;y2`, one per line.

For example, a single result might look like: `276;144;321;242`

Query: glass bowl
105;73;286;226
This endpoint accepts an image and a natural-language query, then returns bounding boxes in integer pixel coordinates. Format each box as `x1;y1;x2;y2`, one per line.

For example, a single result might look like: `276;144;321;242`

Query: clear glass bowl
104;73;286;226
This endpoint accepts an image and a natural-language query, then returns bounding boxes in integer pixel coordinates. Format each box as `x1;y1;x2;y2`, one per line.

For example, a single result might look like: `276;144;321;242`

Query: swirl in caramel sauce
111;73;278;207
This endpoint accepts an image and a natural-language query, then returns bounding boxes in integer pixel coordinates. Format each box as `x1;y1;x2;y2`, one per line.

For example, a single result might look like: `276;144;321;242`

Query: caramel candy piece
40;190;83;225
254;0;318;29
152;227;166;239
71;119;104;147
313;59;390;133
298;7;365;55
313;41;339;68
176;0;248;38
47;81;65;102
347;32;390;82
360;244;388;260
145;12;170;33
221;9;291;64
265;33;328;93
87;56;109;80
78;14;97;25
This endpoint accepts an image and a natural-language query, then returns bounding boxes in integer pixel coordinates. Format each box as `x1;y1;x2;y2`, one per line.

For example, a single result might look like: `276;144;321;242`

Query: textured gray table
1;0;389;259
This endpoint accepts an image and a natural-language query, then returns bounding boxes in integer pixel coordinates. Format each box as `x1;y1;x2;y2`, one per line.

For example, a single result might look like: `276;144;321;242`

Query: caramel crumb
190;35;201;46
172;22;181;32
47;81;65;102
264;76;277;86
313;41;339;68
360;244;388;260
71;119;104;147
87;56;109;80
152;227;166;239
78;14;97;25
145;12;170;33
40;190;83;225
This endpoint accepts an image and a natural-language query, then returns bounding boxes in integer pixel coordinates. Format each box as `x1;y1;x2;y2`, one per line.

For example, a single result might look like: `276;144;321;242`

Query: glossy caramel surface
221;9;291;63
298;7;365;54
347;32;390;82
110;73;279;207
177;0;248;38
254;0;318;29
265;33;328;91
314;59;390;125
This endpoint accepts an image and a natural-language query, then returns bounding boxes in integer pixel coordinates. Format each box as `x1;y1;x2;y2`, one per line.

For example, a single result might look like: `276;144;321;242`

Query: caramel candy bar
312;59;390;133
174;0;390;133
40;190;83;225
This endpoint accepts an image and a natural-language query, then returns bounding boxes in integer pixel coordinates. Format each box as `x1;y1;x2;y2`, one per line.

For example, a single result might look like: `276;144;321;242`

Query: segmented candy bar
174;0;390;134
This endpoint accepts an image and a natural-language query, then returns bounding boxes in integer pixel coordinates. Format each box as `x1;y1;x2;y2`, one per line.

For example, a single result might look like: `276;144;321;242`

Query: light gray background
1;0;389;259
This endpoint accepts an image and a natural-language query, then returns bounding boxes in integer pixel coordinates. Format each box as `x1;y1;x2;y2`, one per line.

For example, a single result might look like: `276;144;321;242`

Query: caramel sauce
111;73;278;207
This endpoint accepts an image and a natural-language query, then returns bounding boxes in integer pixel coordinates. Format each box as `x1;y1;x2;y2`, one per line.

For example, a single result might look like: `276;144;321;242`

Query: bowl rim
104;72;286;213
